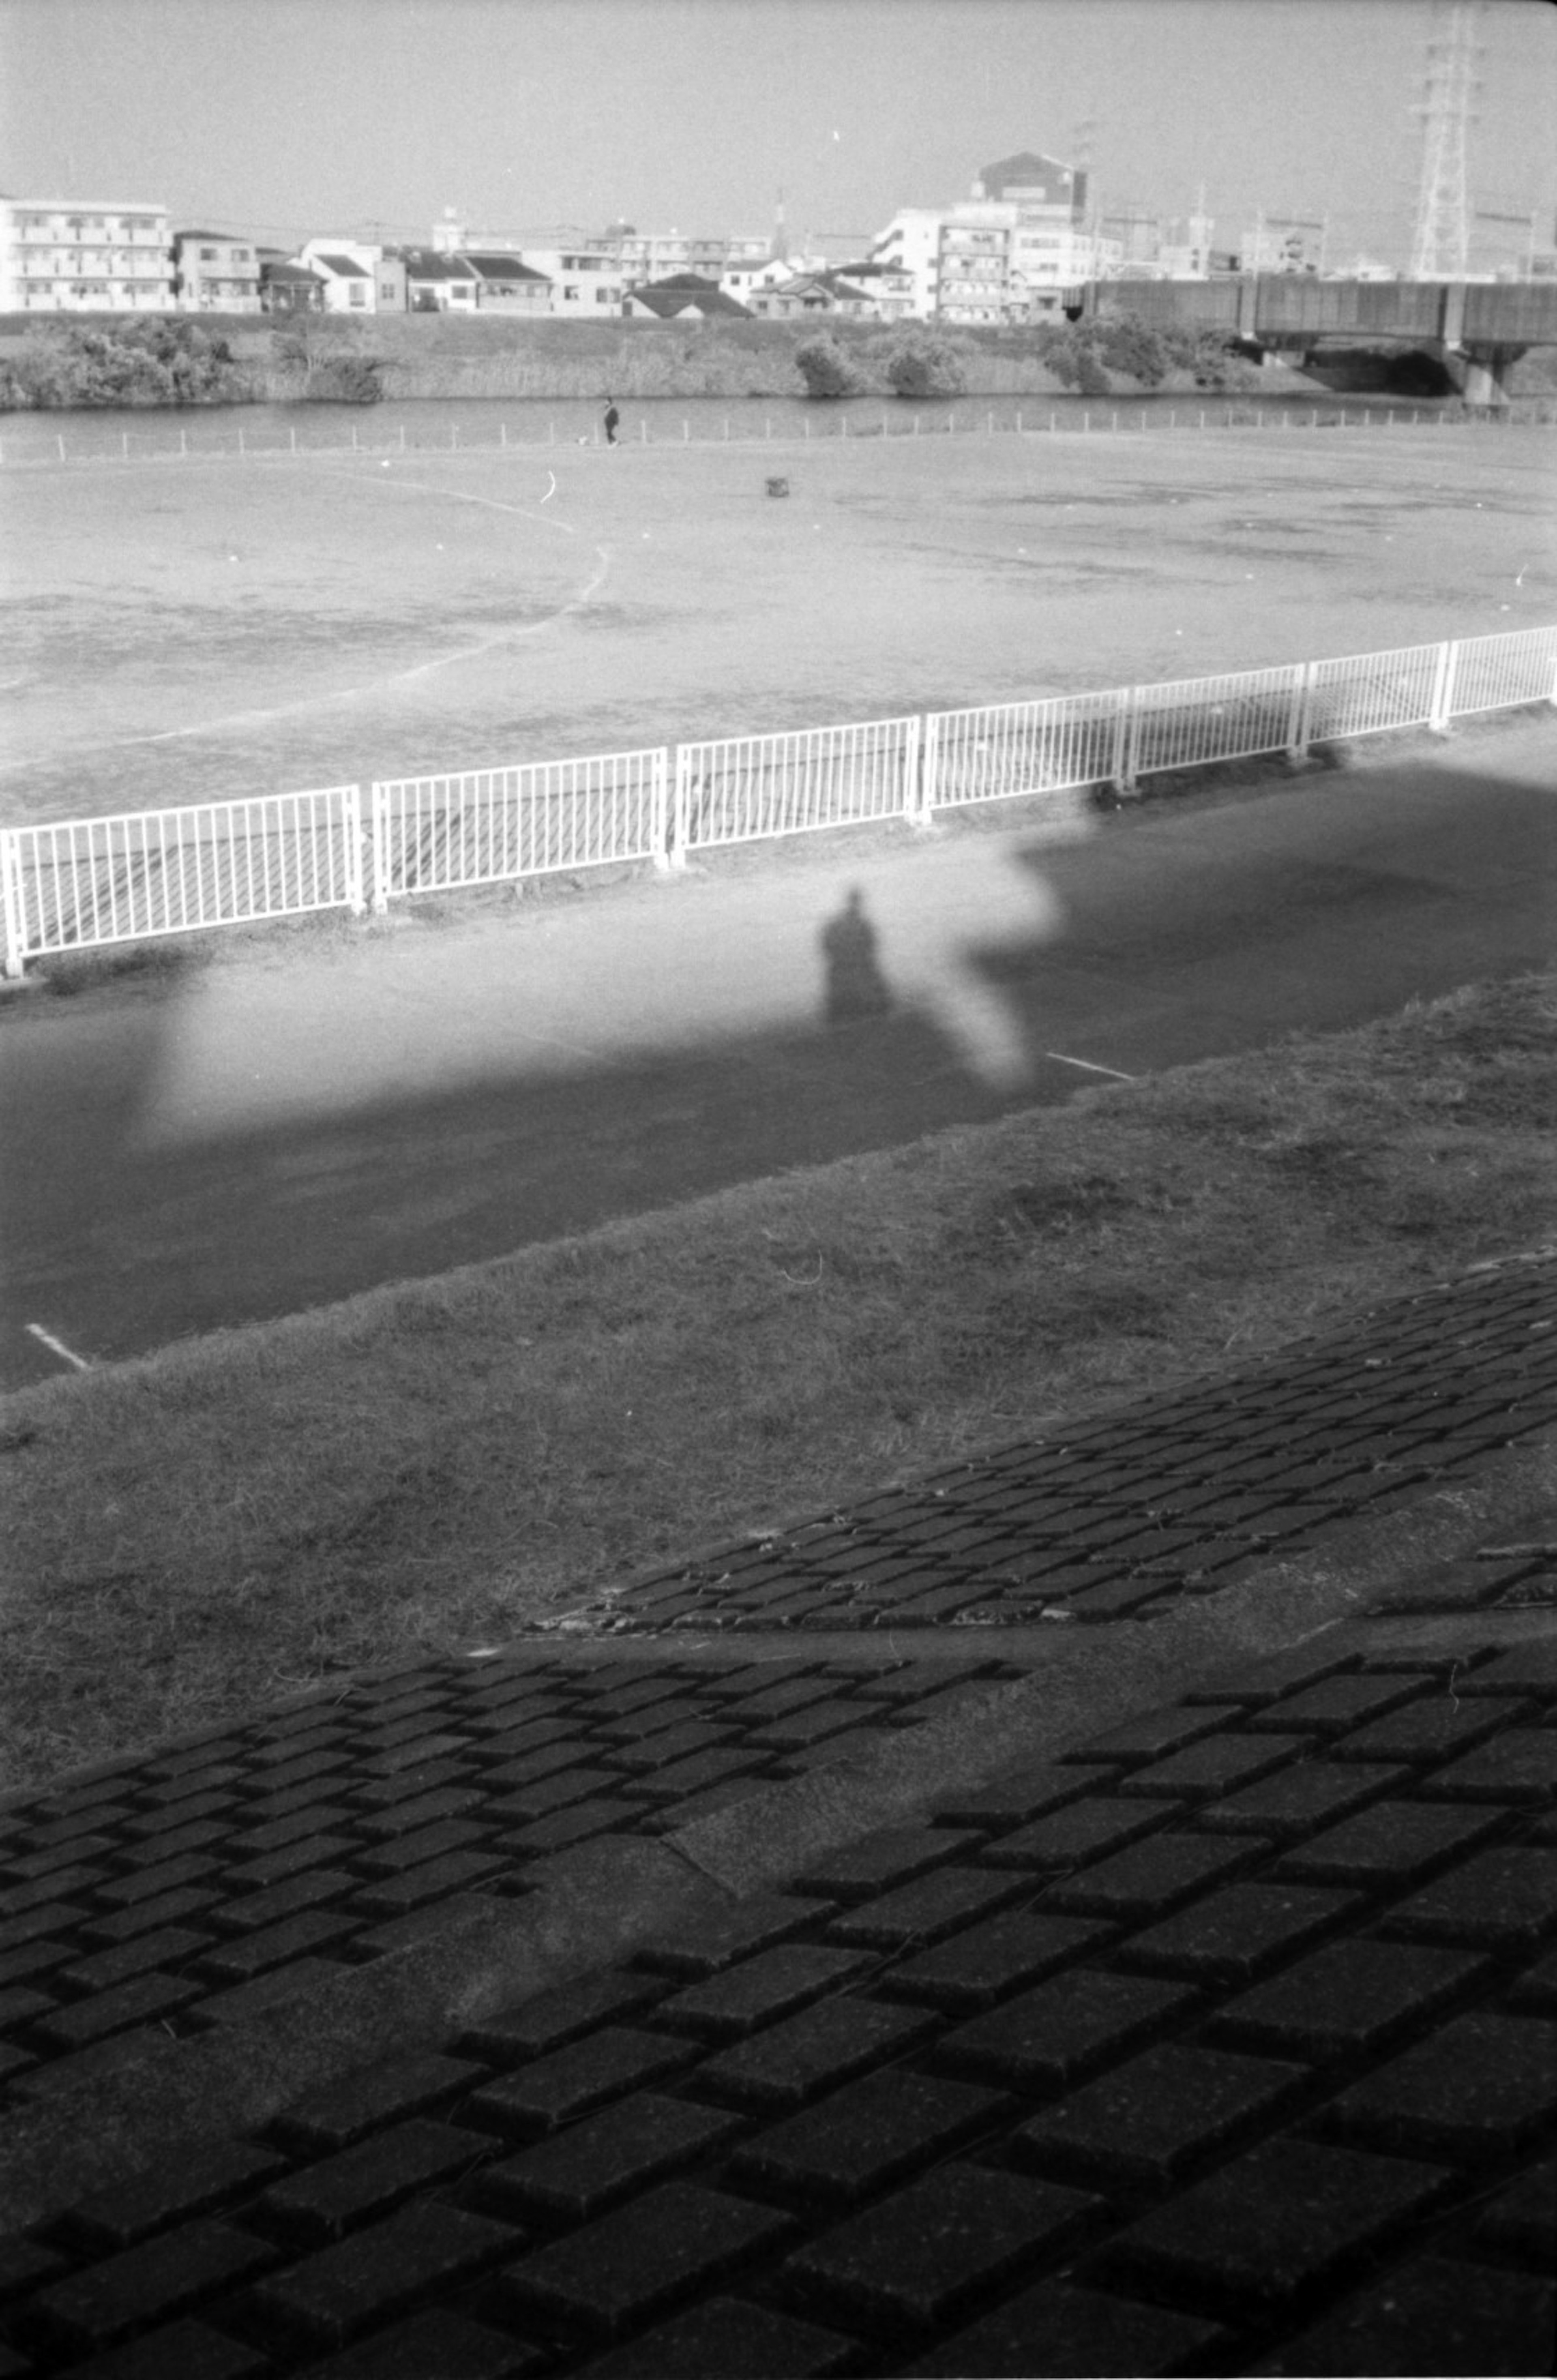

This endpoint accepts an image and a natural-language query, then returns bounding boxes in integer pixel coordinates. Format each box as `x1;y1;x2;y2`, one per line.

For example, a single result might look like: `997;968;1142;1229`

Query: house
172;230;262;313
296;239;381;312
258;254;325;313
401;249;480;311
0;196;175;312
622;274;750;320
508;244;617;314
745;270;881;320
462;253;551;314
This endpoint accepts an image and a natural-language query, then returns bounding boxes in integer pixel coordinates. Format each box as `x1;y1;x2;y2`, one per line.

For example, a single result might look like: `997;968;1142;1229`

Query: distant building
511;242;619;314
462;253;551;314
622;274;751;320
0;196;174;311
257;254;325;314
297;239;381;312
401;249;480;311
871;152;1115;324
172;229;262;312
1238;215;1327;274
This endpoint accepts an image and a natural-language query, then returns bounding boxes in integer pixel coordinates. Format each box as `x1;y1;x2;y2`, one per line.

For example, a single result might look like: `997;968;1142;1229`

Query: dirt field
2;419;1553;827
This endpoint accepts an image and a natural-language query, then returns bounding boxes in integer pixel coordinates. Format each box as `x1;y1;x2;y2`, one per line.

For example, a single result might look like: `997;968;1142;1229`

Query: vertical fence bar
1110;686;1137;795
901;715;929;824
671;746;692;869
369;783;389;913
919;712;940;816
650;748;672;873
341;787;365;915
1428;640;1454;733
0;830;24;977
1287;659;1316;759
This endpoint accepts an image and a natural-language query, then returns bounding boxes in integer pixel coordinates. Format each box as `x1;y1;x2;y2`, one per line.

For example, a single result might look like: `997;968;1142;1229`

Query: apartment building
172;230;262;312
0;197;174;311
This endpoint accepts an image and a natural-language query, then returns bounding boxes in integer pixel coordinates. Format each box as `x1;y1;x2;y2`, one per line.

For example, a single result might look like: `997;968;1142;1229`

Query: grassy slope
2;971;1553;1798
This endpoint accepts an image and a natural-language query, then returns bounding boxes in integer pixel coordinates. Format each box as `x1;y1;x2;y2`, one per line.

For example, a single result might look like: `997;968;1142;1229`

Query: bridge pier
1431;341;1526;410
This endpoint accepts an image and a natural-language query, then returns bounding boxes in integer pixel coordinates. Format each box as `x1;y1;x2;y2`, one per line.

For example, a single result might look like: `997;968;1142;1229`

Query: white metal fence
674;717;921;854
4;626;1553;976
371;749;667;903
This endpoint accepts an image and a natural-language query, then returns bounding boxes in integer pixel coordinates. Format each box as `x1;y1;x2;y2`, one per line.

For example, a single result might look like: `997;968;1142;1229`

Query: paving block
500;2180;795;2337
30;1966;205;2050
250;2202;516;2350
1380;1844;1557;1950
903;2277;1226;2378
1012;2041;1308;2190
1456;1642;1557;1699
781;2162;1098;2327
1464;2152;1557;2267
351;1847;510;1916
931;1763;1097;1830
1212;1934;1488;2063
259;2118;494;2242
1262;2252;1557;2377
1184;1646;1360;1709
979;1797;1182;1873
1330;1696;1522;1767
209;1868;360;1935
730;2067;1004;2206
1108;2136;1451;2307
1323;2006;1557;2161
1242;1675;1430;1737
570;2295;855;2378
695;1994;938;2112
1061;1709;1247;1773
58;2138;286;2251
825;1864;1027;1950
794;1825;983;1902
1276;1800;1504;1888
1417;1730;1557;1805
37;2316;271;2377
937;1967;1198;2092
877;1912;1115;2014
1113;1730;1309;1805
1114;1880;1361;1985
1195;1758;1410;1842
462;1968;668;2061
466;2027;695;2138
478;2091;742;2223
29;2220;277;2352
0;2238;67;2302
192;1907;364;1983
1044;1831;1263;1921
301;2306;544;2377
270;2051;492;2154
652;1945;867;2043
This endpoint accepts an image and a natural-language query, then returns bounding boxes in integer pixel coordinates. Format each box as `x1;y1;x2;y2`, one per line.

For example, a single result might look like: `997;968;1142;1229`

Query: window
348;285;367;306
199;247;219;262
563;284;579;300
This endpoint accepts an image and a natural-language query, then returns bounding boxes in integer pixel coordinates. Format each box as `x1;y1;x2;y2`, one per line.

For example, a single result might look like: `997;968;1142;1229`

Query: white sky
0;0;1552;266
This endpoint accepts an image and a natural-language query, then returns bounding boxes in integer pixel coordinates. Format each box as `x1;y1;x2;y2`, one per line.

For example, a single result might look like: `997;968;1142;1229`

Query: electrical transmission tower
1409;0;1483;278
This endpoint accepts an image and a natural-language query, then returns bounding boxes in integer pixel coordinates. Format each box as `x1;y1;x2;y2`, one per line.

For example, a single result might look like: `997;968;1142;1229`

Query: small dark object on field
766;476;790;497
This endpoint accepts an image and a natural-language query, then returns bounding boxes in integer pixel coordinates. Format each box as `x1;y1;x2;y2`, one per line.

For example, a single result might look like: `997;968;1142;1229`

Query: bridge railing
4;627;1554;975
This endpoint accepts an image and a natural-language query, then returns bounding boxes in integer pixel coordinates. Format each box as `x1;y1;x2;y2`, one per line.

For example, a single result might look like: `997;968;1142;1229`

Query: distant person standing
603;397;620;447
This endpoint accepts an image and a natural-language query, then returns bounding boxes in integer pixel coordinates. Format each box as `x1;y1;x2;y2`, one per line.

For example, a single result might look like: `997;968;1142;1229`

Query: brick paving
0;1250;1555;2374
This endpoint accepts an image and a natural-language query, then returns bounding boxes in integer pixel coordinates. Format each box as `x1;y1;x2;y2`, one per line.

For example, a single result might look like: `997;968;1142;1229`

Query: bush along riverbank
0;311;1284;412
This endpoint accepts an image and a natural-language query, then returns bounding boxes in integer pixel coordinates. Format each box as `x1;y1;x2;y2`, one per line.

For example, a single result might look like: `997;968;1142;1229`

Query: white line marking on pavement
1044;1050;1138;1082
25;1323;92;1371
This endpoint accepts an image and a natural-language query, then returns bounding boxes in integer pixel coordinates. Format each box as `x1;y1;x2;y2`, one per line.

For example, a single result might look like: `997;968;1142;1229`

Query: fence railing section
4;629;1554;975
674;717;920;853
371;748;667;904
1;786;361;970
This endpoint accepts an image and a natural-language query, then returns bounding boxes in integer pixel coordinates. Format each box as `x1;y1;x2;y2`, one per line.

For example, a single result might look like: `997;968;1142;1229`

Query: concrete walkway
0;1249;1553;2374
2;712;1554;1387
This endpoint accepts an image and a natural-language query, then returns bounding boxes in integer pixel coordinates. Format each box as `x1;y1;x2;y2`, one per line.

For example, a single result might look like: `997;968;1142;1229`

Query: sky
0;0;1553;268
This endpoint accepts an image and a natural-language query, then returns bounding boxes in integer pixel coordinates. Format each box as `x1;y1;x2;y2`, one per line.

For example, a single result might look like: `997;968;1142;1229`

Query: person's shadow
819;887;893;1027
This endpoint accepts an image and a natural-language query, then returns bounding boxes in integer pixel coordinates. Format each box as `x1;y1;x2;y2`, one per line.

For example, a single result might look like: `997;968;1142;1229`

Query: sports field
2;418;1553;828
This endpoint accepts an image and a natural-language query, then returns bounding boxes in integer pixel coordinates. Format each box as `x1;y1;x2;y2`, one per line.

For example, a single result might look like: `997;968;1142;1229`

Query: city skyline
0;0;1553;270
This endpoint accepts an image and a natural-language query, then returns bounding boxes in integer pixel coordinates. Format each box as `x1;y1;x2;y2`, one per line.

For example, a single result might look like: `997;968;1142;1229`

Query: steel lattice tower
1409;0;1483;278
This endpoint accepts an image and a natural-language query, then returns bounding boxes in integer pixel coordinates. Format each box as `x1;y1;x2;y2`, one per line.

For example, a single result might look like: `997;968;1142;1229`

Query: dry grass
2;971;1554;1797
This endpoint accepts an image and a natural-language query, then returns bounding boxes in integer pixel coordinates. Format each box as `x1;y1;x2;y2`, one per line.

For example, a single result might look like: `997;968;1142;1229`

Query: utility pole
1409;0;1482;279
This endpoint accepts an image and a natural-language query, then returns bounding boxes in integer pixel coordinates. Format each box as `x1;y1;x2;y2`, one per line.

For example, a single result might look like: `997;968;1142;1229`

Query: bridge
1075;276;1557;406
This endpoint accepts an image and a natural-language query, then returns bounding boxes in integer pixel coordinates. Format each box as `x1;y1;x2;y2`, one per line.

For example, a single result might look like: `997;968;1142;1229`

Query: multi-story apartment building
936;205;1014;323
510;241;620;314
871;153;1117;324
0;197;174;311
172;230;262;311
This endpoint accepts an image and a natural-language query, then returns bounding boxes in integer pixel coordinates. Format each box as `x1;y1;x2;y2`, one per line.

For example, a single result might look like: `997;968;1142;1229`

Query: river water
0;385;1467;466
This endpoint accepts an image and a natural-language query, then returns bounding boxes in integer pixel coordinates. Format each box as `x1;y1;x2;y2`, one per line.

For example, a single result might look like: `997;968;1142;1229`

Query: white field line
25;1323;92;1371
1044;1050;1138;1081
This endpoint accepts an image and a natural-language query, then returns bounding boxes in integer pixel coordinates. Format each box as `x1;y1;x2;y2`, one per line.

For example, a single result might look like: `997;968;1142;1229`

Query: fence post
650;748;673;874
0;830;24;978
902;715;931;826
1427;639;1454;733
342;787;366;916
1286;660;1316;761
1437;640;1463;728
918;713;940;819
1110;686;1139;797
669;746;692;870
368;783;389;913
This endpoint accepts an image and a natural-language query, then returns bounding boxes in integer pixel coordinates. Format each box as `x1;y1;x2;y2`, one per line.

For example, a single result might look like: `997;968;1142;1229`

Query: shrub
794;335;864;398
883;331;967;399
271;323;388;404
0;318;253;411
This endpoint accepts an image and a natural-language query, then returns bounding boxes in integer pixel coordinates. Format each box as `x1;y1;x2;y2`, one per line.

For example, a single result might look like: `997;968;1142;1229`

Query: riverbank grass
2;970;1554;1799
